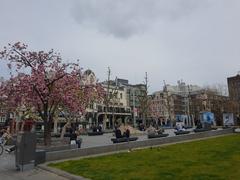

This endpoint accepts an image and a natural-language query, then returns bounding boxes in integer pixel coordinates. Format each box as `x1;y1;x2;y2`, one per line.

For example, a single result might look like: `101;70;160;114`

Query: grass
49;134;240;180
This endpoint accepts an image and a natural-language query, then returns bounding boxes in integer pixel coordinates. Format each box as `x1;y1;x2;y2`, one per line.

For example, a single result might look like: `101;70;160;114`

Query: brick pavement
0;128;186;180
0;150;68;180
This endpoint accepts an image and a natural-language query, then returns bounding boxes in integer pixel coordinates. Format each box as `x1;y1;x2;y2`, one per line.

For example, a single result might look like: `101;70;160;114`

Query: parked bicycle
0;137;7;156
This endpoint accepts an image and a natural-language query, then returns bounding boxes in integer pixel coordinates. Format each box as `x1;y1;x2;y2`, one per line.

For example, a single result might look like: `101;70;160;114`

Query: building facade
190;89;239;126
227;74;240;125
228;74;240;101
95;79;131;129
126;83;147;126
149;91;174;126
149;81;201;127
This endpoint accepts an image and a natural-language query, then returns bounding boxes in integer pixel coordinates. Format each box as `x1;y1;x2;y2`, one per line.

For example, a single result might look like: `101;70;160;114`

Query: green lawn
49;134;240;180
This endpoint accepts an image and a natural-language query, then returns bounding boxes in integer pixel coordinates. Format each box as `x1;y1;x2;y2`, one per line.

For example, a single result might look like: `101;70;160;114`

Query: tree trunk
60;120;71;139
103;114;107;130
43;104;52;146
53;117;58;134
16;121;20;134
143;116;146;127
44;121;52;146
21;120;25;132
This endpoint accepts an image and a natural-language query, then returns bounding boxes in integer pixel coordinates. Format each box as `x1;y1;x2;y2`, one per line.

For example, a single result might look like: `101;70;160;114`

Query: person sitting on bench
115;128;122;138
123;128;130;138
92;125;97;132
147;125;157;136
97;125;102;132
196;122;202;129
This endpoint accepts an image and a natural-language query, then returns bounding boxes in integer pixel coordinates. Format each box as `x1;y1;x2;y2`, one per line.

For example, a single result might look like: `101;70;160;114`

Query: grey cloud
72;0;208;38
1;0;239;93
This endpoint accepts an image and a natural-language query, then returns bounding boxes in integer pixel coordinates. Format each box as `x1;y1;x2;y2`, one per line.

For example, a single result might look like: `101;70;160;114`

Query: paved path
80;128;187;148
0;150;68;180
0;129;180;180
0;128;195;180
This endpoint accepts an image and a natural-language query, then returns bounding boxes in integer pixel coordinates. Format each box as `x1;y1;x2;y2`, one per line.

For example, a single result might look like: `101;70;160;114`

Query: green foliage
49;135;240;180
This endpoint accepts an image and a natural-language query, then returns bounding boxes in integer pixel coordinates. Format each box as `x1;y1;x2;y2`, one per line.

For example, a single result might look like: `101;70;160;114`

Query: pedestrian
76;130;82;148
70;129;77;145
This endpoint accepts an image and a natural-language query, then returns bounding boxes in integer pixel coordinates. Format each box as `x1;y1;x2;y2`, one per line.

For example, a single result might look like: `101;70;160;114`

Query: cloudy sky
0;0;240;92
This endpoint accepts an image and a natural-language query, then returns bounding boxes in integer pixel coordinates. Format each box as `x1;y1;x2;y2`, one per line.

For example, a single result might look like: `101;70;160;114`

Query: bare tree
103;67;118;129
137;72;151;126
203;84;228;96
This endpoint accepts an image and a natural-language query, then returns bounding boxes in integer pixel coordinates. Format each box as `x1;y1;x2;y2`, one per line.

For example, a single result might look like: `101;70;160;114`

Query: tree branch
33;85;45;103
12;49;33;68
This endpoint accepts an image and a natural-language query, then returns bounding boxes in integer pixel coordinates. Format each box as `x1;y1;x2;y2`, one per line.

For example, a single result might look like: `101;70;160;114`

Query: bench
111;137;138;143
222;126;231;129
148;134;169;139
87;132;104;136
174;131;191;135
194;129;211;133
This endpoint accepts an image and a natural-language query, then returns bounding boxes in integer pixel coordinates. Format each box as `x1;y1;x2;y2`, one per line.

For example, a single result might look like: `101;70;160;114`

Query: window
120;93;123;99
1;117;6;122
90;103;94;109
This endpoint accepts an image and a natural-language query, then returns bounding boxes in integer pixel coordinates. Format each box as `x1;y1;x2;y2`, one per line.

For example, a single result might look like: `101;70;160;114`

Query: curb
46;133;236;164
38;133;237;180
46;128;234;162
38;164;89;180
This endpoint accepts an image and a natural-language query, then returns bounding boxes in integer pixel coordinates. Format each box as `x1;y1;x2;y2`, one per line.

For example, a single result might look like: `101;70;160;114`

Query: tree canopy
0;42;103;145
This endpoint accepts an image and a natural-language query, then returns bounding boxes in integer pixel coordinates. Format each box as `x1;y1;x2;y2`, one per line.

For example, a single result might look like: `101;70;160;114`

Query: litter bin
15;132;36;171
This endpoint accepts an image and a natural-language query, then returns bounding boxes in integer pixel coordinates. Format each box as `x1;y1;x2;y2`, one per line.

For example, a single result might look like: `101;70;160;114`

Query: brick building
190;89;239;126
228;74;240;101
227;74;240;124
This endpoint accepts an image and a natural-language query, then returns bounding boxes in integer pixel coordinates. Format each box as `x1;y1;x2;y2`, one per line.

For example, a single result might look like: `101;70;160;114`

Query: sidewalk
0;151;68;180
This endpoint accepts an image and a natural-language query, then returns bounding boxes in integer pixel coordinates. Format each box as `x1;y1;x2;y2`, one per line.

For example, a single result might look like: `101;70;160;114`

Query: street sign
133;108;138;117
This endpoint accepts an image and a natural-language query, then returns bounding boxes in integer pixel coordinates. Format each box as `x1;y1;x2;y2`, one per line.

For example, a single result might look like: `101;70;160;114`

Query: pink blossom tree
0;42;103;145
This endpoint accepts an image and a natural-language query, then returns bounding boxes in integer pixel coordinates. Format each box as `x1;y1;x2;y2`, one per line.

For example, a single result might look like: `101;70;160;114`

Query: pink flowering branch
0;42;104;145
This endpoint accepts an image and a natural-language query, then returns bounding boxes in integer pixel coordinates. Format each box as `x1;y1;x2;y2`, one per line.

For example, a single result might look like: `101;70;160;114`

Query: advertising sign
175;115;188;126
133;108;138;117
223;113;234;126
176;115;188;122
176;115;183;122
200;112;215;125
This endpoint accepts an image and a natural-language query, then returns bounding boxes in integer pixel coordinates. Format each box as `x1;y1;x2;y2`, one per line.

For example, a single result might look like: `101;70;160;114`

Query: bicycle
0;137;7;156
